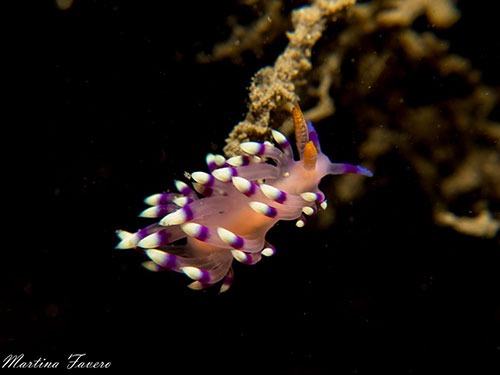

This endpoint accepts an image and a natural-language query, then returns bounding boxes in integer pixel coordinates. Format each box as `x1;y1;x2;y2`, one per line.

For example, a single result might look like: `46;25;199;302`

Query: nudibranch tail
116;102;373;291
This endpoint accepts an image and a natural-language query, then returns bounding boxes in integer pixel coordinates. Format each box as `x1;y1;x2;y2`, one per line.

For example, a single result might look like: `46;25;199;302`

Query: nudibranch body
116;105;372;292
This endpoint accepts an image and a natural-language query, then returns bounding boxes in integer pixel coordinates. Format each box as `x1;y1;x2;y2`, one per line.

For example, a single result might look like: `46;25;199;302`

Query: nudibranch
116;105;373;292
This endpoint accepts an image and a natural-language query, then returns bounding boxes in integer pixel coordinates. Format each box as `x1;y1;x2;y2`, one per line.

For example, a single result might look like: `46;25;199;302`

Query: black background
3;0;499;373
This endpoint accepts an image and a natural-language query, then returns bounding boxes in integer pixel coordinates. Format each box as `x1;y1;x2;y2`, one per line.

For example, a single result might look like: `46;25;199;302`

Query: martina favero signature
2;353;111;369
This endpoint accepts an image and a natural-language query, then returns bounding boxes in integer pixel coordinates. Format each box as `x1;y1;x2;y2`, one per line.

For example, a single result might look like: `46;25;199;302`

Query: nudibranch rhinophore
116;105;373;292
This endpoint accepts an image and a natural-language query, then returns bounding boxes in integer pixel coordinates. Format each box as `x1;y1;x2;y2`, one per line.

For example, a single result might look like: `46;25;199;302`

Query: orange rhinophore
293;104;309;157
303;141;318;170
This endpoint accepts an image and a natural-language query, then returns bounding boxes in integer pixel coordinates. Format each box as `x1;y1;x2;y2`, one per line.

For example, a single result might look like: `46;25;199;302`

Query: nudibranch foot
116;104;372;291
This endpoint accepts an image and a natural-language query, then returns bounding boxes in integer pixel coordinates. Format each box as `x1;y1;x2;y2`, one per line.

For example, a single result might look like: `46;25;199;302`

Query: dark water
3;0;499;373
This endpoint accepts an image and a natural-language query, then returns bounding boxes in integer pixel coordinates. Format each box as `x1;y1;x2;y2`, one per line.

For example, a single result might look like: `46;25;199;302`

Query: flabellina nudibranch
116;105;373;292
